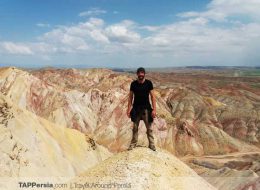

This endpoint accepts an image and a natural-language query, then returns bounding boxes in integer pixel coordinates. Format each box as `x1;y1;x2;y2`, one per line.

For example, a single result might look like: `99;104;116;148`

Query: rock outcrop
58;147;216;190
0;92;112;189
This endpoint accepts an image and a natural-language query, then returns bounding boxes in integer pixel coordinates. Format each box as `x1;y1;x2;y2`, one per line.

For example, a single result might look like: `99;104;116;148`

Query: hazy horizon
1;64;260;70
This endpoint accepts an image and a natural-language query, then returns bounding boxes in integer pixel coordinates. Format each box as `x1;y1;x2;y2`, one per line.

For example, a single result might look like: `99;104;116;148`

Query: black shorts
130;106;153;123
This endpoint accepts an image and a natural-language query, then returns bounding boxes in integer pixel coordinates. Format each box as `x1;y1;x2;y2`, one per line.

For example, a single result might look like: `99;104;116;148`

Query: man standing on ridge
127;67;157;151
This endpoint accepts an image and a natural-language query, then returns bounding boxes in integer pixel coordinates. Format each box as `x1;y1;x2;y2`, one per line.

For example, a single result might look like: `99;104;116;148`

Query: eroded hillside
0;66;260;190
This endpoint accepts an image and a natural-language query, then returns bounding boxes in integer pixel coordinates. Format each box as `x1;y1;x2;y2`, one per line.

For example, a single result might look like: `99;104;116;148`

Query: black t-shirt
130;79;153;109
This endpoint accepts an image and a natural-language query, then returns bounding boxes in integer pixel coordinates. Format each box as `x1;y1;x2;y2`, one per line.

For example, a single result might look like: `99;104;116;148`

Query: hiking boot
148;144;156;151
127;143;137;151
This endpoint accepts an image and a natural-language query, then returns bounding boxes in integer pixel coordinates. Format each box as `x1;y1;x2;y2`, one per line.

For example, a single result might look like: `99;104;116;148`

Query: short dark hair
136;67;145;74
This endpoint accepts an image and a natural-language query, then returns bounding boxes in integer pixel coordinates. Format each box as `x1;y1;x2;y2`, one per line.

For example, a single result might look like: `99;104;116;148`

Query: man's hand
151;110;156;118
127;109;131;118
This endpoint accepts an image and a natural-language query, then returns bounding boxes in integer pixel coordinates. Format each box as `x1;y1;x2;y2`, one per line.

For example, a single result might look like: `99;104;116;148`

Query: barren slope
58;147;216;190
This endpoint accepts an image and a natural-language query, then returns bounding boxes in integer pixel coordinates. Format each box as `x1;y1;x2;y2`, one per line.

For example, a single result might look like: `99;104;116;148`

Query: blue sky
0;0;208;38
0;0;260;68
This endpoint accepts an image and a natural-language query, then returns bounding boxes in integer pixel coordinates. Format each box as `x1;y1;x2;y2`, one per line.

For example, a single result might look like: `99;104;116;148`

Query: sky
0;0;260;68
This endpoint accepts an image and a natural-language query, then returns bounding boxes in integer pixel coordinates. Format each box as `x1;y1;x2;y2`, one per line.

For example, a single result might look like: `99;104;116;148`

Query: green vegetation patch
241;69;260;77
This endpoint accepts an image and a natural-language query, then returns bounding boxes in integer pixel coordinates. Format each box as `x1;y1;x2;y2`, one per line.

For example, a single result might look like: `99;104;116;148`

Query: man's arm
127;91;134;117
150;89;156;112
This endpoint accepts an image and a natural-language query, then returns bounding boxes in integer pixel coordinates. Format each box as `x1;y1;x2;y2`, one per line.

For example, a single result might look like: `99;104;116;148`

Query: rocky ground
57;147;216;190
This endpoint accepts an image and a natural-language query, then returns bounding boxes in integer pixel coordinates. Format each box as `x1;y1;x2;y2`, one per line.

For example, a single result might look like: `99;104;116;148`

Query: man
127;67;157;151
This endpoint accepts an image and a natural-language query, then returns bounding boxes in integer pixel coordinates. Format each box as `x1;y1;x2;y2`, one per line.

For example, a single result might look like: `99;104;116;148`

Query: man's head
136;67;145;81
